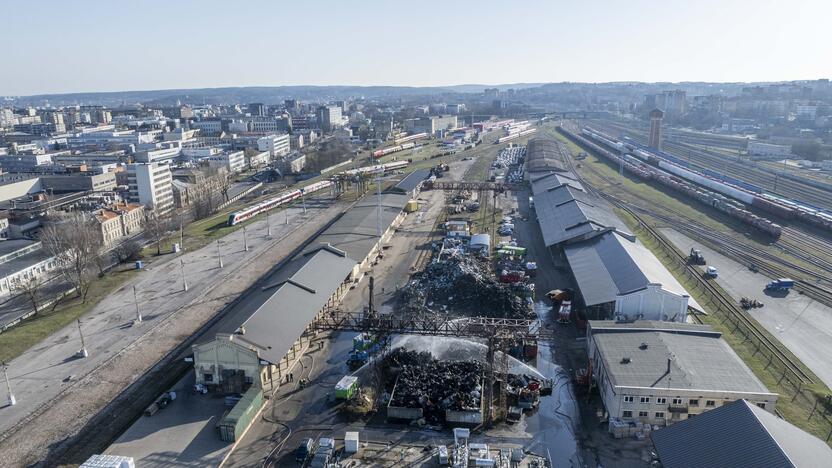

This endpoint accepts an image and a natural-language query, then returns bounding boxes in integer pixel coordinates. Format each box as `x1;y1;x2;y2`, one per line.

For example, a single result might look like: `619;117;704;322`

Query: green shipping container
217;386;263;442
335;375;358;400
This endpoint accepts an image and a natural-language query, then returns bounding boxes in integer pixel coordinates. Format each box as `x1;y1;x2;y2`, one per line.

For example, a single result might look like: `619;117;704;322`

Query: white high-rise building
206;151;247;173
257;134;291;158
126;163;174;214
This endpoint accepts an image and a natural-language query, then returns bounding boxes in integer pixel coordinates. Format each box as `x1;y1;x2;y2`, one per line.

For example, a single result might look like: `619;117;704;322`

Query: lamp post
180;259;188;292
2;363;15;406
133;285;141;323
217;240;223;268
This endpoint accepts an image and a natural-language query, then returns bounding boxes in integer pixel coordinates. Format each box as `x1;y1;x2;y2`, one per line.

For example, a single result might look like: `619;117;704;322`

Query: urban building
94;202;144;247
587;321;777;429
747;140;793;158
404;115;458;135
0;239;59;298
257;134;291;158
276;152;306;174
192;246;357;393
126;163;174;214
316;105;342;132
206;151;247;173
648;108;663;150
248;103;266;117
246;151;270;168
40;172;117;193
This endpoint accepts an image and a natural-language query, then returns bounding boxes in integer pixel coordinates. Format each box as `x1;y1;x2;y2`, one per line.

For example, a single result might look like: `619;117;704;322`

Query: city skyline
2;0;831;96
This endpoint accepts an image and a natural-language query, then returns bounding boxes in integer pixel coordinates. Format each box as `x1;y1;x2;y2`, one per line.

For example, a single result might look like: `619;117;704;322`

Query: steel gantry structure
310;310;554;426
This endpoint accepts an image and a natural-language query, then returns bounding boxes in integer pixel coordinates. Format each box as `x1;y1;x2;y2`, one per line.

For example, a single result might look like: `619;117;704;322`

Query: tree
217;172;232;202
144;210;172;256
40;213;101;302
12;275;46;315
114;238;143;264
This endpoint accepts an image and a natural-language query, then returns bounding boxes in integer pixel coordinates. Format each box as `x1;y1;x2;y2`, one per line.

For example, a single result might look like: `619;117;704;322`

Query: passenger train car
227;180;333;226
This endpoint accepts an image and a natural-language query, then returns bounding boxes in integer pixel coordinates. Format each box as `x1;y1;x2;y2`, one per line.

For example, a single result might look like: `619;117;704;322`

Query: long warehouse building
527;137;701;321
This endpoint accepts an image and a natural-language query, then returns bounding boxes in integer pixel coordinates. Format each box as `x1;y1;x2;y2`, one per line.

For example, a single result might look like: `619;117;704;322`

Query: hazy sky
2;0;830;95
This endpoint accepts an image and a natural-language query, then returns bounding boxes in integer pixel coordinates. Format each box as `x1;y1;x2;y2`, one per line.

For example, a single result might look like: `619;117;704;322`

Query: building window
655;412;665;419
622;411;633;418
706;400;715;407
203;373;213;382
244;376;253;385
638;411;648;418
672;398;683;405
689;399;699;407
756;402;766;409
656;397;667;404
623;396;634;403
640;397;650;403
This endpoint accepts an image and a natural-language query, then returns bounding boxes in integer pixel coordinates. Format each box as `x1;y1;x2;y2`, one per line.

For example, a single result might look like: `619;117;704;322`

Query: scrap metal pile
384;349;483;424
398;251;533;318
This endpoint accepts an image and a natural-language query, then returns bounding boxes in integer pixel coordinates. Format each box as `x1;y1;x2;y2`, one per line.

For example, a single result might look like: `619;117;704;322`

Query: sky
2;0;830;96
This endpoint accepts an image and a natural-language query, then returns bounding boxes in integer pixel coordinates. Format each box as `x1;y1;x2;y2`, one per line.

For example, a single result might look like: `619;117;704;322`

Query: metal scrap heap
398;252;533;318
384;349;483;424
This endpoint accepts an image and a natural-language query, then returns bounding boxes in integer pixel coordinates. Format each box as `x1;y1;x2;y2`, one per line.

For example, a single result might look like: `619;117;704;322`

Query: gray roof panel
534;185;625;247
392;169;431;193
565;231;702;311
237;247;356;363
526;138;567;173
589;321;771;393
651;399;832;468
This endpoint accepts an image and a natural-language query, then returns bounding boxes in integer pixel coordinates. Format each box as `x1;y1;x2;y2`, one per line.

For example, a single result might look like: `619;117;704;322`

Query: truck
688;248;706;265
335;375;359;400
765;278;795;291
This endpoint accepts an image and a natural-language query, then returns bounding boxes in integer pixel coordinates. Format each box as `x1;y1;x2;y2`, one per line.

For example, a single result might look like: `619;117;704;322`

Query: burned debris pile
398;252;533;318
383;349;483;424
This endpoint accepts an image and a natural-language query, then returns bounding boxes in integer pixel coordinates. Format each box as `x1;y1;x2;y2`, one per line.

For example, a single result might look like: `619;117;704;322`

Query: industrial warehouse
526;137;702;322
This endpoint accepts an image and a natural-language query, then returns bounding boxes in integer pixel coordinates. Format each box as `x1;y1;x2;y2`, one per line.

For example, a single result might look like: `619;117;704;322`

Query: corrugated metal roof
526;138;567;173
565;231;702;311
651;399;832;468
235;247;356;363
305;192;407;262
392;169;431;193
534;185;625;247
589;321;771;394
530;171;584;194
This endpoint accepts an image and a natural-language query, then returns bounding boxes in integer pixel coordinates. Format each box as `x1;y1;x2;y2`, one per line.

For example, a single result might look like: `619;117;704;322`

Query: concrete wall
0;177;42;202
615;284;688;323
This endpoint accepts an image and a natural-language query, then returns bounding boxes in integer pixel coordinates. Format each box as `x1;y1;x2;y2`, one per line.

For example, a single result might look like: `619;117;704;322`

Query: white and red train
393;132;429;145
372;142;417;159
494;128;536;144
562;127;783;238
342;160;410;177
227;180;333;226
579;127;832;232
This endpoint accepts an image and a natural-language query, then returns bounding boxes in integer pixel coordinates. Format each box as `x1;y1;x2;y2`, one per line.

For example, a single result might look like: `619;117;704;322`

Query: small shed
469;233;490;251
335;375;359;400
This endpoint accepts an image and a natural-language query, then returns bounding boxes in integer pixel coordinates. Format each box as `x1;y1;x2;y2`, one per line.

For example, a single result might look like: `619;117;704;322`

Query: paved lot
106;373;231;467
663;228;832;388
0;194;347;466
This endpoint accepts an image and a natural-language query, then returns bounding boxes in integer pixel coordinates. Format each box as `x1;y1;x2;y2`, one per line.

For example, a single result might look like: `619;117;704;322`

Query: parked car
295;438;314;463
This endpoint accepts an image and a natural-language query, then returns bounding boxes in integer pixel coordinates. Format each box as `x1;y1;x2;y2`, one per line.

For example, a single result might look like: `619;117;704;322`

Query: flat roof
0;248;51;279
589;321;771;394
391;169;431;193
0;239;39;257
651;399;832;468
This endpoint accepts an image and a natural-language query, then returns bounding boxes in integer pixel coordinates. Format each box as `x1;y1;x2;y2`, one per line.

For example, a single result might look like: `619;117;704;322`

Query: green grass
0;268;137;363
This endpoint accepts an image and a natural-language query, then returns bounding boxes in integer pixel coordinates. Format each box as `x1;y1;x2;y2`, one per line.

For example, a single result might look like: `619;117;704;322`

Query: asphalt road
663;227;832;389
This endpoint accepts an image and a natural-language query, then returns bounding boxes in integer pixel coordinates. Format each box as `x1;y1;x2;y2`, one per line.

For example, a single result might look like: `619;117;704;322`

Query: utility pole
266;212;272;237
179;216;184;252
285;206;290;225
3;363;15;406
217;240;223;268
301;190;307;213
180;259;188;292
376;173;382;238
243;226;249;251
133;285;141;323
76;319;88;358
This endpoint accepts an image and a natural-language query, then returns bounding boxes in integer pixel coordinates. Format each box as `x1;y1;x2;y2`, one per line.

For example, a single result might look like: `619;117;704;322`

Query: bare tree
218;172;232;202
40;213;101;302
12;275;46;315
114;238;143;263
189;184;216;220
144;210;172;256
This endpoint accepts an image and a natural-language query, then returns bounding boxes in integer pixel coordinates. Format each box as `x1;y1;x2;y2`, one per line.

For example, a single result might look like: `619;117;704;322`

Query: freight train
583;127;832;232
227;180;333;226
558;127;783;238
372;142;417;159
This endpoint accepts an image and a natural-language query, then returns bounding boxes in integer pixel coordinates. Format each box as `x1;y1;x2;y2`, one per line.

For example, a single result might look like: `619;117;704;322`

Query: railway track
557;129;816;385
588;119;832;211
